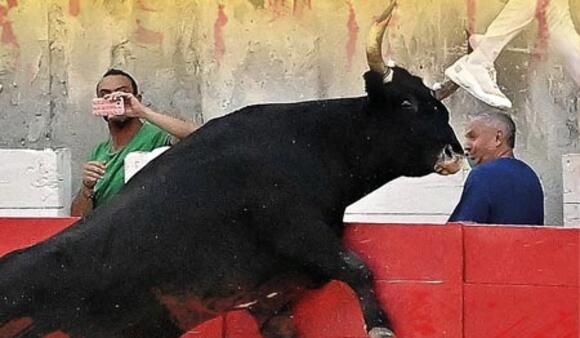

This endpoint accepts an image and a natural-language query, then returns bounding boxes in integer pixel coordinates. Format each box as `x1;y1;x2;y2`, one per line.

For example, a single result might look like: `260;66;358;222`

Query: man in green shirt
71;69;199;216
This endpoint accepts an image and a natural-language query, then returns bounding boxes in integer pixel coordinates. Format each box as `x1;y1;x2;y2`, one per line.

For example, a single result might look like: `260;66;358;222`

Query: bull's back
0;98;364;326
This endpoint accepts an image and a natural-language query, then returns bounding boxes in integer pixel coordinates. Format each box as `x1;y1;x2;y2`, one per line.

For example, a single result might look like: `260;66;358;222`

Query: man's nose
464;144;472;154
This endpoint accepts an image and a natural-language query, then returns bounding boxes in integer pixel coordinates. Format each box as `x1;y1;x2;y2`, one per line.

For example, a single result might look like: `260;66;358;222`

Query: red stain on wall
266;0;311;18
0;0;19;47
137;0;159;12
293;0;311;17
345;0;359;70
533;0;550;60
466;0;477;35
5;0;17;9
134;19;164;44
214;4;228;66
268;0;285;16
69;0;80;16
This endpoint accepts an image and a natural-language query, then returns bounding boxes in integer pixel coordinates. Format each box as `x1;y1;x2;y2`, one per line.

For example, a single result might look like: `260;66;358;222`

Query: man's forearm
70;186;94;217
142;108;200;140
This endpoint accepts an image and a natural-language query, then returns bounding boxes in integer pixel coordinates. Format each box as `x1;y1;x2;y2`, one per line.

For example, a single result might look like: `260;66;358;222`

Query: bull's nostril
444;145;453;158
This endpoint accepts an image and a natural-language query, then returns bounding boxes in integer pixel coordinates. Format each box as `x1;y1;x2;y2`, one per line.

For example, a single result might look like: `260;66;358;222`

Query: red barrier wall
0;219;578;338
0;217;78;257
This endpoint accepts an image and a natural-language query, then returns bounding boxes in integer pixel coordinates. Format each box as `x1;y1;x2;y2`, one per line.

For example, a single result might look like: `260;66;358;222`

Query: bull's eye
401;100;413;108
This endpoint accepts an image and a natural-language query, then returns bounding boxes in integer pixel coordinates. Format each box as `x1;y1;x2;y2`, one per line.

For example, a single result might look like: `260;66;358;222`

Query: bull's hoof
368;327;396;338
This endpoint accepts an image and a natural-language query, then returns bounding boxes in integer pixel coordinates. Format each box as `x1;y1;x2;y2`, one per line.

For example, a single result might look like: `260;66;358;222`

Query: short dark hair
470;111;516;148
96;69;139;95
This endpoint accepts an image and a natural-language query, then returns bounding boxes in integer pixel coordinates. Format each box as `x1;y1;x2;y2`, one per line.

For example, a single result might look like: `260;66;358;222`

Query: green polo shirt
89;122;171;208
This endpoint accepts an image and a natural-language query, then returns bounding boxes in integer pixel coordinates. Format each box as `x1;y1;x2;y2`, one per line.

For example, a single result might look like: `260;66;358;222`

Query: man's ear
364;71;387;105
136;93;143;102
495;129;504;145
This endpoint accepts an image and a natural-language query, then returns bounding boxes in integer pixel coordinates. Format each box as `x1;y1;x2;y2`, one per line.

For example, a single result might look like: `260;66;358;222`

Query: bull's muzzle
434;145;464;175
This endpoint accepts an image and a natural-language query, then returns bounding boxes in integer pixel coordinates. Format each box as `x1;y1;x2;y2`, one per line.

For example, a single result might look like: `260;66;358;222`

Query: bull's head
364;0;463;177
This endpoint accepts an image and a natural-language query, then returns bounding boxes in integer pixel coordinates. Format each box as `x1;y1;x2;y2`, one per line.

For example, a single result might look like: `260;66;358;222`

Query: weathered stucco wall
0;0;578;224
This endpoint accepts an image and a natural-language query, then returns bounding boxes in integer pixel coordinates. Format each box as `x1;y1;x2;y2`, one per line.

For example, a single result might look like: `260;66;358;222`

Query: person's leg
446;0;537;109
546;0;580;85
469;0;537;62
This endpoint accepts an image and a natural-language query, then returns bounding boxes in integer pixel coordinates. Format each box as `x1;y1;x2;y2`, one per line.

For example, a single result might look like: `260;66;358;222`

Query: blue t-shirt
449;158;544;225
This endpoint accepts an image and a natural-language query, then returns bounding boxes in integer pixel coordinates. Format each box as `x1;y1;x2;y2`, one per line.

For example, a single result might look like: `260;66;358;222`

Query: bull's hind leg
260;217;395;338
260;307;297;338
244;272;316;338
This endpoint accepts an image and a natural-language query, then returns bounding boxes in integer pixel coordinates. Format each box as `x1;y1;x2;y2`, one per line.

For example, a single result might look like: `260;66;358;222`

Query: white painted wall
0;148;71;216
344;169;468;224
563;154;580;227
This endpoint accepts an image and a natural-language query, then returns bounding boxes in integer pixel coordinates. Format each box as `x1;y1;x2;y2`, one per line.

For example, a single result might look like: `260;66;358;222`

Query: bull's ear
364;71;388;104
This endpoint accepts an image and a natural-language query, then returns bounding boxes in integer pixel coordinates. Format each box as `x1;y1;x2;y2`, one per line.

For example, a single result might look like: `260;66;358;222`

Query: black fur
0;68;462;337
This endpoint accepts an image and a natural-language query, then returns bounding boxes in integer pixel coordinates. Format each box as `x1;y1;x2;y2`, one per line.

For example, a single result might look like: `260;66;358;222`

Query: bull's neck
322;97;404;205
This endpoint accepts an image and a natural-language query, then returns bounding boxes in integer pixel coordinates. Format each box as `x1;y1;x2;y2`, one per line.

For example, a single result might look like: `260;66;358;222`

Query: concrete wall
345;169;469;224
0;148;71;216
563;154;580;226
0;0;578;224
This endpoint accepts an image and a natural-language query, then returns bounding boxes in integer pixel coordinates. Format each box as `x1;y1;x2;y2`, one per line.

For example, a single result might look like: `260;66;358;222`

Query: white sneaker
468;34;483;50
445;55;512;109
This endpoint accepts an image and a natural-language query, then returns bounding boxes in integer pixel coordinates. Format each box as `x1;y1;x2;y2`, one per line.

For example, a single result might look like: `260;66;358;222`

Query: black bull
0;8;464;338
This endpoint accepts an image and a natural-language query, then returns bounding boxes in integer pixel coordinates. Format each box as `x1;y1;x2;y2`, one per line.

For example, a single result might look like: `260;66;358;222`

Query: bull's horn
432;79;459;100
366;0;397;79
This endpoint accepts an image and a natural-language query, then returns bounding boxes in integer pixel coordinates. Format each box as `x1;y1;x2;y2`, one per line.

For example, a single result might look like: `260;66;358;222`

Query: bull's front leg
338;249;396;338
260;214;395;338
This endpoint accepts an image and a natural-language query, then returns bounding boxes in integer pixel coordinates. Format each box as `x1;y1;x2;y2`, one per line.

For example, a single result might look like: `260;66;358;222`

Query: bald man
449;112;544;225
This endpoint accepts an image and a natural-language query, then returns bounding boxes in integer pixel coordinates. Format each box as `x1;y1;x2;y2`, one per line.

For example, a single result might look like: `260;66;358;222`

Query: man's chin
107;115;133;125
463;154;476;167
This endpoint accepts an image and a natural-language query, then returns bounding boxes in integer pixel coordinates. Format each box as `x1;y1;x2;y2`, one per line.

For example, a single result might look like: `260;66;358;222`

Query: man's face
97;75;135;124
463;119;500;166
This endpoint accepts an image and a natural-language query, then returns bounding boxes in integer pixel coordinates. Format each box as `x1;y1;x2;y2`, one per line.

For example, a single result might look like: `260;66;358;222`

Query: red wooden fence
1;218;578;337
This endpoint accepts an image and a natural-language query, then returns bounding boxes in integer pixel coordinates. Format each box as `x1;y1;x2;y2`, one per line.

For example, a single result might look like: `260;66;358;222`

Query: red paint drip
137;0;159;12
134;19;164;44
214;4;228;66
69;0;80;16
269;0;286;17
0;0;18;47
466;0;477;35
345;0;359;70
533;0;550;60
293;0;311;16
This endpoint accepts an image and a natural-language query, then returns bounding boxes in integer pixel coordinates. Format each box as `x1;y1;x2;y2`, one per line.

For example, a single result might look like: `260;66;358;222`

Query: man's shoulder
132;121;171;147
468;160;499;177
476;157;530;172
492;157;539;175
466;158;515;184
471;158;541;186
